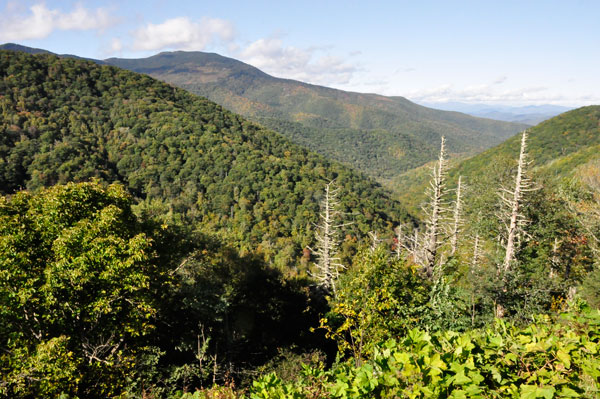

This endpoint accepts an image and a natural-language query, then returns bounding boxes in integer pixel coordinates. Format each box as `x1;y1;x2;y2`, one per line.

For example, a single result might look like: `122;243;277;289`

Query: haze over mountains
0;44;527;188
420;101;573;125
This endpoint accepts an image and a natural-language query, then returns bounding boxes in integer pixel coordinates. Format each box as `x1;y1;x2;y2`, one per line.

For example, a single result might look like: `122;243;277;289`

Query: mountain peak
105;50;271;81
0;43;53;54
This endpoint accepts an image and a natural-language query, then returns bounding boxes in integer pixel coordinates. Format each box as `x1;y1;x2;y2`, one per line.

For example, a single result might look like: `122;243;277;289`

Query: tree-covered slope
394;106;600;213
0;50;409;268
103;50;527;182
0;42;106;63
452;105;600;179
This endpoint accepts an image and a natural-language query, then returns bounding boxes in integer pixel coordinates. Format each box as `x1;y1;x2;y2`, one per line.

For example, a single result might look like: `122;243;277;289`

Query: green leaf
520;385;538;399
449;389;468;399
491;367;503;383
556;349;571;369
452;370;472;386
538;386;556;399
558;386;581;397
520;385;556;399
429;353;447;372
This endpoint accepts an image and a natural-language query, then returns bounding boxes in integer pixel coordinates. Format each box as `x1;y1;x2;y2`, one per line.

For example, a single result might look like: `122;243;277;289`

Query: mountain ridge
101;49;527;184
0;43;528;187
420;101;573;125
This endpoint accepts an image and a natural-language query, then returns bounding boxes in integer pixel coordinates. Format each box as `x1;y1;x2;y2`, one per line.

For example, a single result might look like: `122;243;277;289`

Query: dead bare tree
394;225;404;259
450;176;464;256
423;136;450;277
550;237;560;278
310;180;348;296
471;233;481;271
493;130;535;318
395;224;427;265
500;130;534;272
368;231;381;252
81;333;123;365
467;232;483;326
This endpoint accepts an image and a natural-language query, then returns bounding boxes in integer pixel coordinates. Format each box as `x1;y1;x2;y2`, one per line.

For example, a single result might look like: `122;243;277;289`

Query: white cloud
239;38;357;86
109;37;123;53
241;38;310;72
131;17;235;51
0;3;115;41
402;80;598;105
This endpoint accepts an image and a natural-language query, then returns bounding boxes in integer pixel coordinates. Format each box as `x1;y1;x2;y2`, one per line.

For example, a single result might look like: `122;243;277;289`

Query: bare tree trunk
471;233;481;270
550;237;560;278
368;231;380;252
310;180;348;296
470;233;480;326
424;137;448;277
502;130;531;272
450;176;464;256
396;224;426;265
394;225;403;259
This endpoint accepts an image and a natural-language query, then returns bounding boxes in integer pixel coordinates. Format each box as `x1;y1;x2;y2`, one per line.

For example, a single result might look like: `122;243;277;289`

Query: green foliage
320;247;430;360
579;268;600;309
0;182;332;397
151;245;329;391
249;305;600;398
0;50;409;269
0;181;163;397
104;49;526;184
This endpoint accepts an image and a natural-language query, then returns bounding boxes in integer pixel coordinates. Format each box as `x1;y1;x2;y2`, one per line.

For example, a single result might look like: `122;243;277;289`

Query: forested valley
1;50;599;398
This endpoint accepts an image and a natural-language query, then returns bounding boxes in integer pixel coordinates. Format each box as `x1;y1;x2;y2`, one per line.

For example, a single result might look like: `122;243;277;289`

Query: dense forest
0;44;528;186
1;50;599;398
102;49;528;183
0;51;409;269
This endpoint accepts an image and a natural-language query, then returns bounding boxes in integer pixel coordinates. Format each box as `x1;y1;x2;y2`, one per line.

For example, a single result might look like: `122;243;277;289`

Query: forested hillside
1;49;599;399
103;50;527;183
395;106;600;213
451;105;600;179
0;50;408;268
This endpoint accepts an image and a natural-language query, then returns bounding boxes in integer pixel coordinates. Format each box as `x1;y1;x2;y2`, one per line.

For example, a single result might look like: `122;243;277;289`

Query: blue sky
1;0;598;106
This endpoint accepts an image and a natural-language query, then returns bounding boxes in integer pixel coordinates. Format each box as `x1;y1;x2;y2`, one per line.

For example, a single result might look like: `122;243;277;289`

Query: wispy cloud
131;17;235;51
107;14;359;86
493;75;508;85
403;80;595;105
109;38;123;53
0;3;115;41
239;37;357;85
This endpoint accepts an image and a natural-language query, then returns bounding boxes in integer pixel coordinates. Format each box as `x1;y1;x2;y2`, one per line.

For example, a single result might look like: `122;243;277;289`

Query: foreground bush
250;304;600;398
